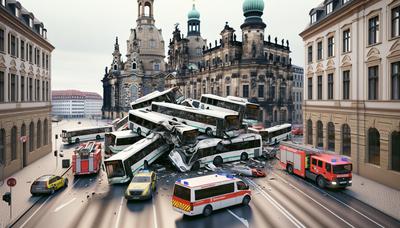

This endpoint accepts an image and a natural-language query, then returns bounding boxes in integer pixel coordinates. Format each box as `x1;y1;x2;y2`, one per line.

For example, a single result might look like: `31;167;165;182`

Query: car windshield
333;164;352;174
32;181;46;187
132;176;150;183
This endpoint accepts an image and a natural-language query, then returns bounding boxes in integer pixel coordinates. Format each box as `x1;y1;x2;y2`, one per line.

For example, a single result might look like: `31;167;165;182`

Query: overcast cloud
19;0;321;95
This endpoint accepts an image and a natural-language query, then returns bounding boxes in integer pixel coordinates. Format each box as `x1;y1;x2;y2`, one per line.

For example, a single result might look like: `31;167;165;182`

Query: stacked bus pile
104;87;292;184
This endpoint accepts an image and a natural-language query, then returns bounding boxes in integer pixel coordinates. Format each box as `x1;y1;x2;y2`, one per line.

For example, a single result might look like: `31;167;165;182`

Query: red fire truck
278;142;352;189
72;141;102;175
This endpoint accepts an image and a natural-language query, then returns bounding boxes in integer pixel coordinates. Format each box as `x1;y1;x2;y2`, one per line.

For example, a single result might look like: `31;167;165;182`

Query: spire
114;36;119;52
187;0;201;37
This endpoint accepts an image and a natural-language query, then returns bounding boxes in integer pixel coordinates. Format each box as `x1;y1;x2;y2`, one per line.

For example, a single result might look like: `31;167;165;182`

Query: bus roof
202;94;260;107
196;133;260;149
249;123;292;133
152;102;239;119
62;125;113;132
176;174;239;188
130;87;178;107
129;109;169;123
106;130;139;138
104;133;162;162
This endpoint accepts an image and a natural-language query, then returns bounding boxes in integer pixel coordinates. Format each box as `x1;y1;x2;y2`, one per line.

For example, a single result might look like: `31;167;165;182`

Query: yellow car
125;171;156;200
30;175;69;195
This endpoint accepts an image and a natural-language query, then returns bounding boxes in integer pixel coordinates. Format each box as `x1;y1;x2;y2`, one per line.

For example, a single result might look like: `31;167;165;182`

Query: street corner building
52;90;102;119
102;0;166;120
300;0;400;189
165;0;297;127
0;1;54;180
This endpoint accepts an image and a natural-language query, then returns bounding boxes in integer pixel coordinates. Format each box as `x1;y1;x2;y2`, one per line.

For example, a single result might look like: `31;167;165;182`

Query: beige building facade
300;0;400;190
0;1;54;180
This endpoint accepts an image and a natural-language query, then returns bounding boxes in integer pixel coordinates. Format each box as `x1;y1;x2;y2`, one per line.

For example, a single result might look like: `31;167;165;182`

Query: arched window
11;126;17;161
317;121;323;148
44;119;48;145
113;65;117;70
29;122;34;152
307;119;313;145
368;128;380;165
392;131;400;172
132;62;137;70
0;128;5;165
21;123;26;152
327;122;335;151
37;120;42;149
342;124;351;156
144;3;151;16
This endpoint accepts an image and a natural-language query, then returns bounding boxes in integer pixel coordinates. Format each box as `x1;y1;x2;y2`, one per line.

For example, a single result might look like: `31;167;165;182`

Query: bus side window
325;163;331;173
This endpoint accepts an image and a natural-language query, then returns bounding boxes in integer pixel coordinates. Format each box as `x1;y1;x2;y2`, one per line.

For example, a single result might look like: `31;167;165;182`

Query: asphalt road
11;154;400;228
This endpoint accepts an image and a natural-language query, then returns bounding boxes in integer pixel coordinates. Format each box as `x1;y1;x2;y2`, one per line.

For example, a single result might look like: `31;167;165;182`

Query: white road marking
152;196;159;228
19;196;53;228
271;173;355;228
246;178;306;228
227;209;249;228
53;198;76;213
115;197;124;228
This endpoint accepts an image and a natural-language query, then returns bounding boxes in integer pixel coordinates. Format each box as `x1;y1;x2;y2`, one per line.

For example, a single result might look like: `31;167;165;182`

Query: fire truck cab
72;141;102;176
278;142;352;189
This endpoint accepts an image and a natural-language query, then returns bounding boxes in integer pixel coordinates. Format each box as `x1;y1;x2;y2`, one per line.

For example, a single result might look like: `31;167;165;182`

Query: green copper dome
243;0;265;14
188;4;200;20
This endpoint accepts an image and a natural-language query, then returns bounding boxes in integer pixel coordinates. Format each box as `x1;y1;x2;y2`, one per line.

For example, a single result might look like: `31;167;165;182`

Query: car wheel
287;164;294;174
64;179;69;187
242;195;251;205
213;156;223;166
137;128;142;136
50;188;55;195
191;161;200;171
75;138;80;144
240;153;248;161
96;135;101;140
317;176;326;188
203;205;213;217
206;128;213;137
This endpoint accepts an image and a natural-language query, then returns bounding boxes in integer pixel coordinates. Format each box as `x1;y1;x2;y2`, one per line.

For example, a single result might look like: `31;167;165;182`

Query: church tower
137;0;155;25
112;37;122;71
241;0;266;60
187;3;200;37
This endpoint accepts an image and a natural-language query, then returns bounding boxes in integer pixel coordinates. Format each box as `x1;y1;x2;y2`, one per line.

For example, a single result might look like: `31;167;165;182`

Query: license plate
340;181;347;184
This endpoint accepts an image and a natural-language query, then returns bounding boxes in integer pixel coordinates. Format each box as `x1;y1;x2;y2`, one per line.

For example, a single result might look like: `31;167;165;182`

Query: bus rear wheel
240;153;248;161
213;156;223;166
203;205;213;217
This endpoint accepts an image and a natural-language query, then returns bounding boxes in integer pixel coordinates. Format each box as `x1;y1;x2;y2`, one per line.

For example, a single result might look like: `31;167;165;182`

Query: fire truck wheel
287;164;294;174
213;156;223;166
240;153;248;161
317;176;326;188
75;138;80;144
203;205;213;217
191;161;200;171
242;195;251;205
137;128;142;136
96;135;101;140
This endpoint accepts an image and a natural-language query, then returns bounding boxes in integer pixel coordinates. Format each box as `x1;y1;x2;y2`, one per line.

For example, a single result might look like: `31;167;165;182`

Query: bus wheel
287;164;293;174
75;138;80;144
240;153;248;161
137;128;141;136
213;156;223;166
206;128;213;137
96;135;101;140
242;195;251;205
191;161;200;171
317;176;326;188
274;139;278;145
203;205;213;217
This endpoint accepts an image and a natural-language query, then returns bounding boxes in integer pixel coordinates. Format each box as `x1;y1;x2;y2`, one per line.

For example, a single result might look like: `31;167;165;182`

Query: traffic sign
6;178;16;187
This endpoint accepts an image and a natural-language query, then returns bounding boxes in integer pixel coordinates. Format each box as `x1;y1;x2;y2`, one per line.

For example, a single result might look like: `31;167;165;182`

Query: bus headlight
331;181;337;185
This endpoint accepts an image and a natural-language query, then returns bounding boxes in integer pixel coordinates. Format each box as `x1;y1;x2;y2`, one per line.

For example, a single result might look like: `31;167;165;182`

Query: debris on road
205;163;217;171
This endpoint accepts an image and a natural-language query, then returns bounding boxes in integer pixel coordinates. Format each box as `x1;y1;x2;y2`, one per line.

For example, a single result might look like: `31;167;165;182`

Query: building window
280;84;286;100
29;78;33;101
342;124;351;156
311;13;317;24
44;119;48;145
0;28;4;52
391;131;400;172
328;73;334;100
0;71;4;102
270;83;276;100
308;78;312;100
11;126;17;161
317;41;323;60
307;119;313;145
0;128;5;165
10;74;16;102
307;45;313;63
368;128;380;166
258;85;264;98
392;6;400;38
317;76;322;100
154;64;160;71
327;122;335;151
28;45;33;63
317;121;323;148
326;2;333;14
149;40;156;48
21;76;25;102
343;70;350;100
29;122;34;152
368;66;379;100
392;62;400;100
37;120;41;149
21;40;25;60
327;36;334;57
368;16;379;45
226;86;230;96
243;85;249;98
343;29;351;53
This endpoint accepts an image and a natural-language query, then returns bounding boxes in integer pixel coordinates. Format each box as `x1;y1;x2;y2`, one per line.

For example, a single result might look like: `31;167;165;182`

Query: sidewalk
344;174;400;220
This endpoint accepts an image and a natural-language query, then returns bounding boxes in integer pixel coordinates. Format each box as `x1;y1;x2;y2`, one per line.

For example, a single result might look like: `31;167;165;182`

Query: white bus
200;94;261;126
248;123;292;146
169;133;262;172
104;131;143;157
128;109;167;137
111;116;129;131
151;102;241;138
172;174;251;216
130;87;184;110
104;133;171;184
61;126;113;144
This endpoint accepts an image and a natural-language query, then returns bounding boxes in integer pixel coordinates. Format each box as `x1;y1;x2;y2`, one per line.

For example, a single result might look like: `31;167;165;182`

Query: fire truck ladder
280;141;325;154
81;141;95;153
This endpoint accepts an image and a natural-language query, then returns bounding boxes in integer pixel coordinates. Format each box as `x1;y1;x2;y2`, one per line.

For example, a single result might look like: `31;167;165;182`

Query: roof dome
243;0;264;14
188;4;200;20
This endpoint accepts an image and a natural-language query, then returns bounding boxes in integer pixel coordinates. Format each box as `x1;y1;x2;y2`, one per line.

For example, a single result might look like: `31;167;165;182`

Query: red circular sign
7;178;16;187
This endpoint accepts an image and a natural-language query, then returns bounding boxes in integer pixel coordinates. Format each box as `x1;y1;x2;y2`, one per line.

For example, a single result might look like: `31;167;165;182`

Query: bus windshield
245;104;260;120
173;185;191;201
333;164;352;174
105;134;116;146
225;116;240;131
179;130;199;145
105;160;125;178
259;131;269;141
168;89;184;103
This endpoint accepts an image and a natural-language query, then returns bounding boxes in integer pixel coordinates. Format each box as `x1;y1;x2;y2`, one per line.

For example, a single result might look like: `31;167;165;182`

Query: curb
7;165;72;228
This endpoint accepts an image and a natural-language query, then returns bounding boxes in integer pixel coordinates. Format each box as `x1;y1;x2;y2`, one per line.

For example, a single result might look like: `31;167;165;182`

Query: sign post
6;178;16;220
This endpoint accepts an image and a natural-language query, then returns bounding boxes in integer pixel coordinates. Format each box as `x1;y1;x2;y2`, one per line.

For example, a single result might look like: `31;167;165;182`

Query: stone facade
300;0;400;190
165;0;294;127
0;1;54;180
102;0;166;119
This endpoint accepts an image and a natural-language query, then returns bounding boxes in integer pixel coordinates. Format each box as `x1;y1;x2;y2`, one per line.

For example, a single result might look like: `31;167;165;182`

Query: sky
19;0;321;96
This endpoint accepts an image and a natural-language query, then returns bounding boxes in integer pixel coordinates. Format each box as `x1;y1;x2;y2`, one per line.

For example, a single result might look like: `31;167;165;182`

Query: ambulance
172;174;251;217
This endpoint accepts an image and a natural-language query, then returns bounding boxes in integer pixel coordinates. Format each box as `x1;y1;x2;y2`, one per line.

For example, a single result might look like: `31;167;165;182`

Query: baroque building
165;0;294;127
300;0;400;190
102;0;166;119
0;0;54;180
